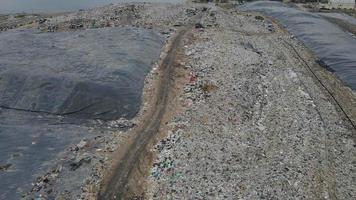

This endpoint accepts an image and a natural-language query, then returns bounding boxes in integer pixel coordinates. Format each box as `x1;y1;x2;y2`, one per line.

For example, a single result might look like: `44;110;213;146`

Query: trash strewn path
98;12;202;200
148;5;356;199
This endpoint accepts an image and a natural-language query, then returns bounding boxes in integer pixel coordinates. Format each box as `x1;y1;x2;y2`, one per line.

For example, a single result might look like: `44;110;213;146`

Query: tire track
98;14;201;200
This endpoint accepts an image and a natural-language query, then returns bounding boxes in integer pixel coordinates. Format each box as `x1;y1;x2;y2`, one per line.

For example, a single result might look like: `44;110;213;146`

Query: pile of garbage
150;128;186;191
36;3;195;35
148;6;356;199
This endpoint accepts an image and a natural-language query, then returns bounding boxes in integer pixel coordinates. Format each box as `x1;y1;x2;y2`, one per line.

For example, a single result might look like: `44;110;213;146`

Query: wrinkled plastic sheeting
0;27;163;200
0;27;164;120
241;1;356;90
0;110;94;200
318;12;356;26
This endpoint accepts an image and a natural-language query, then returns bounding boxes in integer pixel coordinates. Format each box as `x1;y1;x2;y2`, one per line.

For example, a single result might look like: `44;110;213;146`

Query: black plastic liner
0;27;164;120
318;12;356;26
241;1;356;90
0;27;163;199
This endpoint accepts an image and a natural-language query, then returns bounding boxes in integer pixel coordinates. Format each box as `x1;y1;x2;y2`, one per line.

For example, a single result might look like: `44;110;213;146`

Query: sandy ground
1;2;355;200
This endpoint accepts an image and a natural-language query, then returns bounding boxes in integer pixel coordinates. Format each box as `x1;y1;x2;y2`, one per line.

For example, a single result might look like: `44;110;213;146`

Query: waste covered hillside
241;1;356;90
147;3;356;200
0;1;356;200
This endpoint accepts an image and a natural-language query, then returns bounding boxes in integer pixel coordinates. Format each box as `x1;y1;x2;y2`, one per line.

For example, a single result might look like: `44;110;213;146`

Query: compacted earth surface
0;2;355;200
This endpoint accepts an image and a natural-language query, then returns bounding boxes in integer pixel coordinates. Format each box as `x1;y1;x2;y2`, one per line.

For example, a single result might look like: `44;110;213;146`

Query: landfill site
0;0;355;199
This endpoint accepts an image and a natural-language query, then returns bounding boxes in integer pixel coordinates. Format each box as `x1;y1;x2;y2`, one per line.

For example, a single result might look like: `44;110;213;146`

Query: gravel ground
148;6;356;200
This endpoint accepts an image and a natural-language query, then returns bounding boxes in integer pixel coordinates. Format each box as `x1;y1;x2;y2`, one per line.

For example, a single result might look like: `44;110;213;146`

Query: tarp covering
318;12;356;26
0;27;164;120
241;1;356;90
0;27;164;199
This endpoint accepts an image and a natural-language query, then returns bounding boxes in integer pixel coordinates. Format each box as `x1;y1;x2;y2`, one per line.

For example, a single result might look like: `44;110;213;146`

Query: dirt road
98;13;202;200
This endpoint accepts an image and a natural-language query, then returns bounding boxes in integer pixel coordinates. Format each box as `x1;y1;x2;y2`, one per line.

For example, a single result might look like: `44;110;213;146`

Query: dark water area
0;27;164;199
241;1;356;90
0;0;184;14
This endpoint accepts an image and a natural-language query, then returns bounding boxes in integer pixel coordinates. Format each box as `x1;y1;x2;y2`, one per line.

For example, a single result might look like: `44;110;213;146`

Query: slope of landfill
318;12;356;36
0;3;203;200
148;5;356;200
0;28;164;120
0;2;355;200
241;1;356;90
0;3;181;200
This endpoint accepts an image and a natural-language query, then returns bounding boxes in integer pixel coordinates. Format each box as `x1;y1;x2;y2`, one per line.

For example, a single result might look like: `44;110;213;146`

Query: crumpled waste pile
36;3;195;36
